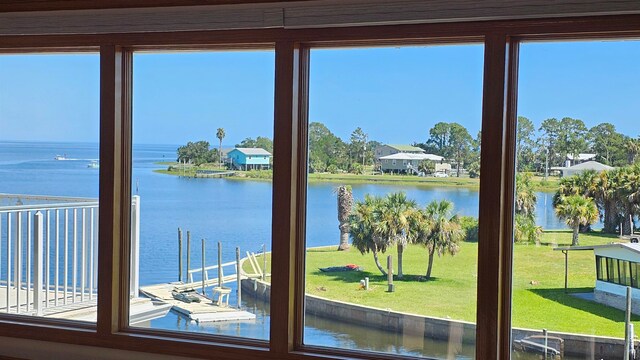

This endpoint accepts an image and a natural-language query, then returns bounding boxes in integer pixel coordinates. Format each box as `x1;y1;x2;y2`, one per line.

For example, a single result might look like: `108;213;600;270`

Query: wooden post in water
187;231;191;281
262;244;267;281
387;255;394;292
178;228;183;282
236;247;242;309
201;239;206;295
218;241;223;289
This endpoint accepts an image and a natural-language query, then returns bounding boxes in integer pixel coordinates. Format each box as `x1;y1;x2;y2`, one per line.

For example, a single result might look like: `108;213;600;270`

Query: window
596;255;606;281
1;8;639;360
303;44;482;358
513;39;640;353
130;50;274;339
0;53;100;324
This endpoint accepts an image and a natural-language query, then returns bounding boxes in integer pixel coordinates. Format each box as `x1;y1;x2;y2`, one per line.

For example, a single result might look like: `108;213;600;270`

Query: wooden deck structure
140;282;255;323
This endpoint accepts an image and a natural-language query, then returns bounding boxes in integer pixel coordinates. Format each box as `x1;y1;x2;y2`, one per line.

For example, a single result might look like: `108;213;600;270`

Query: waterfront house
227;147;272;170
552;160;614;178
379;152;445;174
374;144;426;162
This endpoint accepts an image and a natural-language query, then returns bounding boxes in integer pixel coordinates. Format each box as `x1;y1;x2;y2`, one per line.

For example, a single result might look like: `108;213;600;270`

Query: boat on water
513;334;563;359
87;160;99;168
54;154;68;160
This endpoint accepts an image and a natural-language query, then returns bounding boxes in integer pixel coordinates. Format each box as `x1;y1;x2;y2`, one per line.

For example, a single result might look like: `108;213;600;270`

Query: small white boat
87;160;99;169
54;154;68;160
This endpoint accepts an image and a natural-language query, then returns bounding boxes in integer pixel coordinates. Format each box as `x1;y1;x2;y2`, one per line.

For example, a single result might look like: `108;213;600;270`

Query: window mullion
97;45;132;336
270;40;304;356
476;33;518;360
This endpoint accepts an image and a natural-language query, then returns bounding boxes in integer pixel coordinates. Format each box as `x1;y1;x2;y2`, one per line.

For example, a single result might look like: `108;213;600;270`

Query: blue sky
0;40;638;146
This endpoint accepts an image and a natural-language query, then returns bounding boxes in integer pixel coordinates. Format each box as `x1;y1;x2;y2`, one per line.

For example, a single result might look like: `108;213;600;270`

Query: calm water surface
0;141;574;359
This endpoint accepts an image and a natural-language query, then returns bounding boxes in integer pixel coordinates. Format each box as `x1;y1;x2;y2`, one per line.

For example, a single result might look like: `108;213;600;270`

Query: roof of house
554;242;640;256
567;153;597;161
379;152;444;161
567;160;614;171
385;144;426;153
552;161;615;172
230;147;272;156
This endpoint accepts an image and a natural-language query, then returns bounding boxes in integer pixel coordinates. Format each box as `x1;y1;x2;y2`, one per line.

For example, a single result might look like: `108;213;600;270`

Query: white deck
140;282;256;323
0;285;171;324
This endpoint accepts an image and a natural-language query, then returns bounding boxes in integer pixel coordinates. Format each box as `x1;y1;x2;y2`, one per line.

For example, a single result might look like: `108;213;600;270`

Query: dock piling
543;328;548;359
187;231;191;282
178;228;182;282
236;247;241;310
201;239;206;295
262;244;266;281
218;242;223;288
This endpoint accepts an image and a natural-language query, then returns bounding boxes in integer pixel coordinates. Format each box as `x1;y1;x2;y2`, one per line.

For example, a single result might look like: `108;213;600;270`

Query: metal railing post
34;212;44;316
130;195;141;297
15;212;22;313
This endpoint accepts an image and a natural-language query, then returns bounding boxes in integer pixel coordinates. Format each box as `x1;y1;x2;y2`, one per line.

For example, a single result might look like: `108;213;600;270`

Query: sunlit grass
245;231;638;338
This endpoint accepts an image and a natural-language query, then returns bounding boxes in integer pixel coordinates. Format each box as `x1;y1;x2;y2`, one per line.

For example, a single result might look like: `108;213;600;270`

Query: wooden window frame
0;14;639;360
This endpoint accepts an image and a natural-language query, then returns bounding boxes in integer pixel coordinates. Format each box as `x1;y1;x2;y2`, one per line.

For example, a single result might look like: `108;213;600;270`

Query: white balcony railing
0;194;139;316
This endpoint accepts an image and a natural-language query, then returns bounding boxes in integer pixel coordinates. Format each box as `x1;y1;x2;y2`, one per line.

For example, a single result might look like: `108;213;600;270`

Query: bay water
0;141;570;359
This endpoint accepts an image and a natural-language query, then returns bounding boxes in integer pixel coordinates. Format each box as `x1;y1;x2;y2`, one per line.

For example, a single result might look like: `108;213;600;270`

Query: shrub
459;216;479;242
349;163;364;175
514;214;542;244
327;164;340;174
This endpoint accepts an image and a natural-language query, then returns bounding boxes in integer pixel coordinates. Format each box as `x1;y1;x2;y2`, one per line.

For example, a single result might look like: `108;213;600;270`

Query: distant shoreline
152;162;559;191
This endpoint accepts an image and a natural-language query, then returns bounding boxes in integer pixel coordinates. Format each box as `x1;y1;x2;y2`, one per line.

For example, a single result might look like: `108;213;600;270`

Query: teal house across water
227;147;272;170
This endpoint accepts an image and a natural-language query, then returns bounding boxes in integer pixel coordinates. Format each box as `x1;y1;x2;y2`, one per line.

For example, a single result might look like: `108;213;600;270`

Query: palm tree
377;192;417;279
626;164;640;205
553;170;598;206
336;185;353;251
594;169;619;233
618;165;640;234
553;170;599;232
554;195;599;246
419;200;464;279
626;137;640;165
349;195;388;276
216;128;225;168
515;173;537;219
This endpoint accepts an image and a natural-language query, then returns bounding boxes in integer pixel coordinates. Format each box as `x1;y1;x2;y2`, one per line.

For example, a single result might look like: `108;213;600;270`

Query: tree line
176;117;639;174
514;163;640;245
517;116;640;172
553;164;640;238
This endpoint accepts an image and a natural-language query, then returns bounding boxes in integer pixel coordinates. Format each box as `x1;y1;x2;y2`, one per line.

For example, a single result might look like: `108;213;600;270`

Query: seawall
241;278;628;359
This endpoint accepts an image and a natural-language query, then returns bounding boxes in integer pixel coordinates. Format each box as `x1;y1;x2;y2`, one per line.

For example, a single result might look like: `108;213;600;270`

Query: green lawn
247;231;638;338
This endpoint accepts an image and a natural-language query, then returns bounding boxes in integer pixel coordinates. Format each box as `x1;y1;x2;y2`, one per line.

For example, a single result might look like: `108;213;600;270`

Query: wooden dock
140;282;256;323
194;170;236;178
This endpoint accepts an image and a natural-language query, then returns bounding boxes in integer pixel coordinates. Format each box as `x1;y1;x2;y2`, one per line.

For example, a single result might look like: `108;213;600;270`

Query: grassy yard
247;231;639;338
